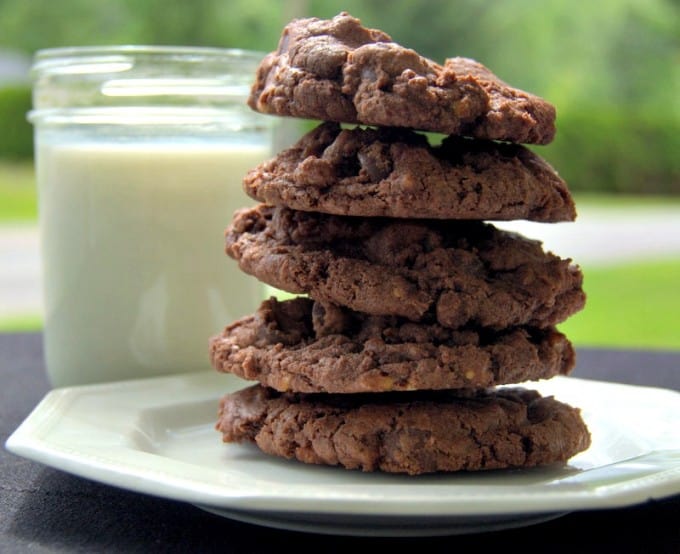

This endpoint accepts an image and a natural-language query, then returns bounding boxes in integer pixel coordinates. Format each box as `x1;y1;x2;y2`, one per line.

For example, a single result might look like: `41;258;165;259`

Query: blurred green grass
1;160;678;350
0;160;36;221
0;314;42;332
559;259;680;350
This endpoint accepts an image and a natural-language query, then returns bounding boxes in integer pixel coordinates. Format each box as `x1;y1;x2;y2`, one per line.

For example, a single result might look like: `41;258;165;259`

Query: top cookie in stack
211;12;590;475
248;12;556;144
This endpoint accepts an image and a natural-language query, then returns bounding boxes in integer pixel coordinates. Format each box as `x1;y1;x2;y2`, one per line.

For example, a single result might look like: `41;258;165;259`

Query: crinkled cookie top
249;12;556;144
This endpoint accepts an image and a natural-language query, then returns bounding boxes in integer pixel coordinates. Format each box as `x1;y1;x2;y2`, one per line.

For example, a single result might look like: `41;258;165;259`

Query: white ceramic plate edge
5;373;680;518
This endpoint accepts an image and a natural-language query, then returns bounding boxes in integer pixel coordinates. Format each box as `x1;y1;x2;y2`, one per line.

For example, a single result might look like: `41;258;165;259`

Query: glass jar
29;46;273;387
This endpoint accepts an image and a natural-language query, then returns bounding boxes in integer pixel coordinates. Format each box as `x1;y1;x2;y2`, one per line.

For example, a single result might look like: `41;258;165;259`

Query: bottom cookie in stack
210;297;591;475
216;384;590;476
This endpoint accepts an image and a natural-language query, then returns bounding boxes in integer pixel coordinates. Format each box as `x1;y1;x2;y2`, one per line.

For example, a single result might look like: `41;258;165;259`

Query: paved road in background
2;204;680;320
1;225;41;320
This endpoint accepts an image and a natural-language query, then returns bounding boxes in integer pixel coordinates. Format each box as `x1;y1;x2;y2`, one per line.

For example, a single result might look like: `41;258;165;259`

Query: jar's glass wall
31;46;273;387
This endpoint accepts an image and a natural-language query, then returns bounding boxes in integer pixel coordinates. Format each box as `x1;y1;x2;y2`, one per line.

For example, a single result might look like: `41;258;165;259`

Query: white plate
5;373;680;537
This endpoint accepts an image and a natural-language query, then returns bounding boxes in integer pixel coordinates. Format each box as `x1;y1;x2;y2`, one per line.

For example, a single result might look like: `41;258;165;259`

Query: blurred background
0;0;678;349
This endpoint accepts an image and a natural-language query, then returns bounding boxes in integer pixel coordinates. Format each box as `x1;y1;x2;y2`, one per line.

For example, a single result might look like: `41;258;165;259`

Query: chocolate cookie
210;297;575;393
248;12;556;144
217;384;591;474
244;122;575;221
225;205;585;329
446;57;556;145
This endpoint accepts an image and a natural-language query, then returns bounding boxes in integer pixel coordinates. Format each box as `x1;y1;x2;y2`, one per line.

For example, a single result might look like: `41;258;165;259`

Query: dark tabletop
1;332;679;553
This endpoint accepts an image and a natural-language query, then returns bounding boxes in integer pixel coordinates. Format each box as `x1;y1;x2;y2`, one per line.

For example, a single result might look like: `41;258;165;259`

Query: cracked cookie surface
224;205;585;329
217;384;591;474
248;12;556;144
244;122;575;221
210;297;575;393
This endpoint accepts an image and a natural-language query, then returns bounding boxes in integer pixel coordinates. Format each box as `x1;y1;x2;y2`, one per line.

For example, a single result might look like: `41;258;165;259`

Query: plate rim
5;373;680;518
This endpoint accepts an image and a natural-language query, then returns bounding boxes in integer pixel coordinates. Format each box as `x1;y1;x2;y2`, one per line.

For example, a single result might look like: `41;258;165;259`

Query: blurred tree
0;0;135;51
0;85;32;158
0;0;284;51
125;0;284;51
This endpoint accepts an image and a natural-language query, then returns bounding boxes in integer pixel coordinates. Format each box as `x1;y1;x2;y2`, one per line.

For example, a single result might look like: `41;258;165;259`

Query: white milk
36;139;269;387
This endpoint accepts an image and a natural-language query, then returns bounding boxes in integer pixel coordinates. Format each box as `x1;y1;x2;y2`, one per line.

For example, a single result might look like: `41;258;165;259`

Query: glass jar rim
28;106;275;128
31;45;266;84
31;44;266;112
33;45;266;66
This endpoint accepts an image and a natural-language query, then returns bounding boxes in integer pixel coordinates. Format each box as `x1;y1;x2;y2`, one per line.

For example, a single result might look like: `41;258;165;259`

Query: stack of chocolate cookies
209;12;591;475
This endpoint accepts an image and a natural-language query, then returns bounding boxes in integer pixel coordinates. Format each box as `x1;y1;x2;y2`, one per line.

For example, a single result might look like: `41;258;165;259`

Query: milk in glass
30;47;272;386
